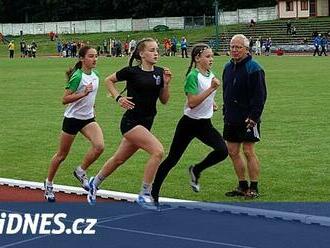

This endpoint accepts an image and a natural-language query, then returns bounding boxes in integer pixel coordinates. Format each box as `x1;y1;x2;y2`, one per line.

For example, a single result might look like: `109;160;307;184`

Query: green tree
0;0;278;22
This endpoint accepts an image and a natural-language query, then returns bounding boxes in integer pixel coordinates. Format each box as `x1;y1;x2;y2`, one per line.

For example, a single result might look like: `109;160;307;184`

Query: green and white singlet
184;68;216;119
64;69;99;120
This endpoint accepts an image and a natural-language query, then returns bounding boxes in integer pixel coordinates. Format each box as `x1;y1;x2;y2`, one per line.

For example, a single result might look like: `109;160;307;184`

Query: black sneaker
188;165;200;192
245;189;259;199
225;187;248;197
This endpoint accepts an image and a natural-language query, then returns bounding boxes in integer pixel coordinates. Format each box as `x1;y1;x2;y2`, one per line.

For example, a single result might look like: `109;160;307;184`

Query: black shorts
62;117;95;135
223;122;261;143
120;114;154;135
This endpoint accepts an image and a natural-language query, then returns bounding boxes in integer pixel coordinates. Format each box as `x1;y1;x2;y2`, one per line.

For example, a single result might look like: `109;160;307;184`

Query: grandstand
203;17;330;53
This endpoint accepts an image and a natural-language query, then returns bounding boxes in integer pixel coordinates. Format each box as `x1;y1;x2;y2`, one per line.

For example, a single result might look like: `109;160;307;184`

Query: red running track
0;185;114;202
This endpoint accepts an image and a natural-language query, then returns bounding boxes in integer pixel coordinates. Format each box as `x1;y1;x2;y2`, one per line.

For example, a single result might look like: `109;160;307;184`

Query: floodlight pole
213;0;220;52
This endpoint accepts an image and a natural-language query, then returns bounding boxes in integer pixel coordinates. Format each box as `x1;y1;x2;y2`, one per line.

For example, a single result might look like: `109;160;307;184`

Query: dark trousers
9;50;14;58
181;48;188;58
320;46;327;56
313;46;320;56
151;115;228;199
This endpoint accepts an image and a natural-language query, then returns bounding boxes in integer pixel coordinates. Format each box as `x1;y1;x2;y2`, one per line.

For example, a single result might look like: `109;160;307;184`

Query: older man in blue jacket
222;34;267;198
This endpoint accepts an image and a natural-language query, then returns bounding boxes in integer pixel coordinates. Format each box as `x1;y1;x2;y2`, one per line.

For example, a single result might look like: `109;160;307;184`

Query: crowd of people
312;33;328;56
7;40;39;58
244;36;273;56
43;34;267;211
162;36;189;58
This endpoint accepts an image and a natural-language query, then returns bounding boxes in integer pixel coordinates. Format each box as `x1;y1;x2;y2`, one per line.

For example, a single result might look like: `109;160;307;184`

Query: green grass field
0;55;329;202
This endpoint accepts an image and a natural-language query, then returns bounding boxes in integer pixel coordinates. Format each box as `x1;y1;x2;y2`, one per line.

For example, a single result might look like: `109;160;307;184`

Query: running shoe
188;165;200;192
73;167;90;191
44;181;56;202
136;193;159;211
87;177;97;205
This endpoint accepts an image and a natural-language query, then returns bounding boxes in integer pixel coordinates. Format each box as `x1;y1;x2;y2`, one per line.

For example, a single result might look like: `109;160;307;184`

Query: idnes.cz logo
0;212;97;235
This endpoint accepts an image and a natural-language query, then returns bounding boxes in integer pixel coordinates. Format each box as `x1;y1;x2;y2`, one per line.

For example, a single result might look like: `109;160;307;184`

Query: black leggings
152;115;228;199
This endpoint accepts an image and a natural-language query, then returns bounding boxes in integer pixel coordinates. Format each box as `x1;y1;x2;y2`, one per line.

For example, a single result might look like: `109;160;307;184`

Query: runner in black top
116;65;165;134
87;38;172;210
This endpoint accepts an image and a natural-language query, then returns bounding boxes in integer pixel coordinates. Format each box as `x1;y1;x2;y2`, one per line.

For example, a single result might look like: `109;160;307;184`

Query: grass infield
0;55;329;202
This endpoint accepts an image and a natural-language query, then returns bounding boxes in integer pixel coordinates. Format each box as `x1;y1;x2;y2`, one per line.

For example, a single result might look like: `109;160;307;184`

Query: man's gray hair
230;34;250;48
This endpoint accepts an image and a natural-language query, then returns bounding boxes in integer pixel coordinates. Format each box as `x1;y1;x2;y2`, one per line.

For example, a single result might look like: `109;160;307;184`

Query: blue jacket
222;55;267;124
321;37;328;46
313;36;322;47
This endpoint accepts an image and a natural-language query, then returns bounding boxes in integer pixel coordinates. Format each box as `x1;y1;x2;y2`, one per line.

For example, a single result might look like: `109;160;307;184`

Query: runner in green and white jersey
44;46;104;202
152;44;228;204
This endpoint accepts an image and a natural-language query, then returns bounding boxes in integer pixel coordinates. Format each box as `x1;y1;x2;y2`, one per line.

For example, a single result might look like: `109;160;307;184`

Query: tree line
0;0;276;23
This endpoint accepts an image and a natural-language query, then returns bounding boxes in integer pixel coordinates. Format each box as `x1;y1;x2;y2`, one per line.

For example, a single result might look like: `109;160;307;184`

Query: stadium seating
197;17;330;53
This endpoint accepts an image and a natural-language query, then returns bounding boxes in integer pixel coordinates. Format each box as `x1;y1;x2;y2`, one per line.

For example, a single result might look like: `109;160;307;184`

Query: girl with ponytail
44;46;104;202
151;43;228;204
87;38;172;209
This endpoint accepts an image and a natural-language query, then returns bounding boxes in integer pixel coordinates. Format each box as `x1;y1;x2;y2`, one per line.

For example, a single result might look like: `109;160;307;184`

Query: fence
219;6;278;25
0;17;185;36
0;7;278;36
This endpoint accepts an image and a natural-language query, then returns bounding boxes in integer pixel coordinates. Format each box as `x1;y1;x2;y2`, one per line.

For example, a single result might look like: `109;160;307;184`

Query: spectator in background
286;20;292;35
171;36;177;56
8;40;15;58
96;45;101;56
115;40;122;57
124;40;129;56
31;43;37;58
276;48;284;56
129;39;136;55
255;38;261;56
249;37;254;55
71;42;77;57
249;19;256;28
27;44;32;57
181;36;188;58
30;40;37;58
103;39;108;54
302;37;308;44
291;26;297;36
20;40;27;58
49;31;56;41
164;38;171;56
320;34;328;56
56;40;63;57
264;38;272;56
313;34;322;56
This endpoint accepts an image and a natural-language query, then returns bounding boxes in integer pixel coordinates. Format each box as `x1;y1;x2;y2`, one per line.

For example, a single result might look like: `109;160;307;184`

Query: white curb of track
1;177;330;227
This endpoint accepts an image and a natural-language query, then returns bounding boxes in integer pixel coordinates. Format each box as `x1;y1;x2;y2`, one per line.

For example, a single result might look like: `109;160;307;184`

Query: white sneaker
188;165;200;192
87;177;97;205
73;168;90;191
44;181;56;202
136;194;159;211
